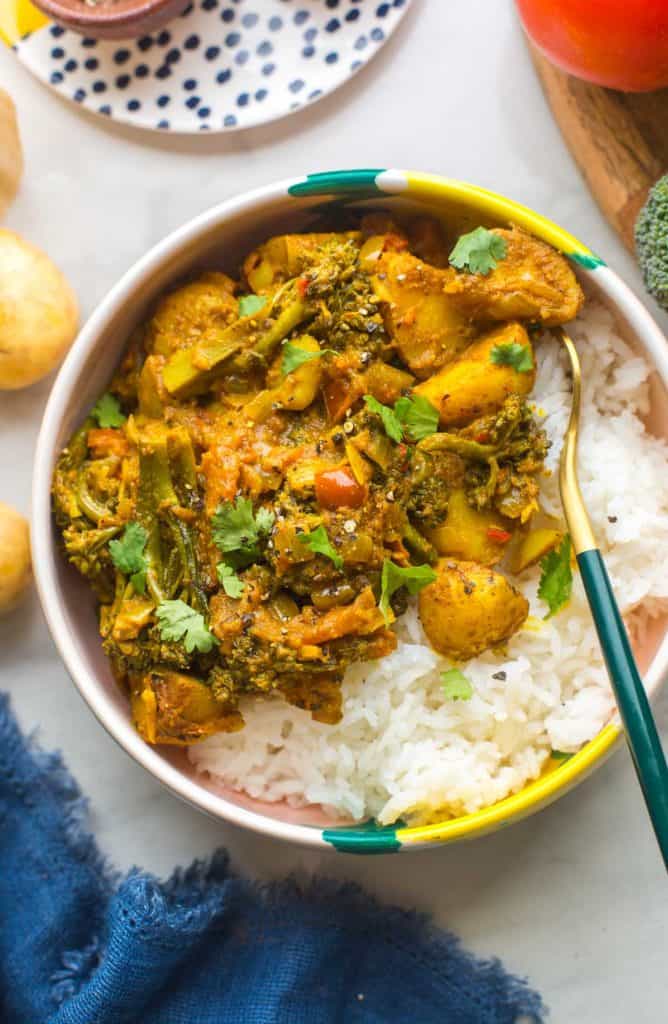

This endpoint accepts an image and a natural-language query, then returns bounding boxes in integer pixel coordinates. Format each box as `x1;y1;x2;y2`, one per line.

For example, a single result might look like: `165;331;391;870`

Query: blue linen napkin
0;694;545;1024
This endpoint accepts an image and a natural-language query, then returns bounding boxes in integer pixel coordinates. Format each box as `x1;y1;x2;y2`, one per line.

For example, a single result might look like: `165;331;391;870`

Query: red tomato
516;0;668;92
487;526;512;544
323;379;354;422
315;468;366;509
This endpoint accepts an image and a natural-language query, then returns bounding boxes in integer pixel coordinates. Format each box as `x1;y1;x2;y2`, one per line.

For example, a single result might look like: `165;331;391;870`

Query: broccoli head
636;175;668;313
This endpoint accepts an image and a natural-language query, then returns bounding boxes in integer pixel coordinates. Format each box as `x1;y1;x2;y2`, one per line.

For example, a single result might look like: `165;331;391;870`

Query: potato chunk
415;322;535;427
131;670;243;745
243;232;361;292
444;226;584;325
371;249;473;378
426;489;513;566
245;334;323;421
147;272;238;356
418;559;529;660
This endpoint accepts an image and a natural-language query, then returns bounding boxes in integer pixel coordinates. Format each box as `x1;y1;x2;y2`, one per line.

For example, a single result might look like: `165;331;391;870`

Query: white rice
189;301;668;826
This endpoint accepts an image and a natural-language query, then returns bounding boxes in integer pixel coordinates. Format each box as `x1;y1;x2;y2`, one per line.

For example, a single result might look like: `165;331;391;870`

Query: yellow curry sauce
52;214;583;746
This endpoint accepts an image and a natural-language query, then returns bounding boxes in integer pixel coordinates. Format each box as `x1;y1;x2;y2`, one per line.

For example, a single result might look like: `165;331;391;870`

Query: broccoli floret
636;175;668;313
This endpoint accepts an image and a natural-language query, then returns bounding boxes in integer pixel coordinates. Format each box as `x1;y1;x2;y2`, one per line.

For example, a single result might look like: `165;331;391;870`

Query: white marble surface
1;2;667;1019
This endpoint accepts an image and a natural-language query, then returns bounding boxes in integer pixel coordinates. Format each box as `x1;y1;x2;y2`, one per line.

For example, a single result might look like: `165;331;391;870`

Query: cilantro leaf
281;342;336;377
211;497;275;568
211;497;258;553
109;522;149;594
91;393;126;428
379;559;437;622
551;749;574;762
538;534;573;618
363;395;404;443
299;525;343;569
441;668;474;701
238;294;268;318
217;563;246;599
155;600;217;654
449;226;508;276
394;394;439;441
490;342;534;373
364;394;439;444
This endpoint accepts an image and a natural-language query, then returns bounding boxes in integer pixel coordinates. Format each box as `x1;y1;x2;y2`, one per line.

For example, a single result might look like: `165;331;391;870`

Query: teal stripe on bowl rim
288;169;388;197
568;251;606;269
323;819;402;854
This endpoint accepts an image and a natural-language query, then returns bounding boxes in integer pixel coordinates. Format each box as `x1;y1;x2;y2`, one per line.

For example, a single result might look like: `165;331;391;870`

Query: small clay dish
31;0;190;40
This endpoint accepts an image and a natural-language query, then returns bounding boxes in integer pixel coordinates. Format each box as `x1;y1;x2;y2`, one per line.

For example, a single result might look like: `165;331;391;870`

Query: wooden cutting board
530;46;668;254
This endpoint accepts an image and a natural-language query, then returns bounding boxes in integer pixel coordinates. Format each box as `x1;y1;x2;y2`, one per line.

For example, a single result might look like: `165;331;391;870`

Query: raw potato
0;229;78;389
0;90;22;219
0;502;31;615
418;559;529;660
414;322;535;427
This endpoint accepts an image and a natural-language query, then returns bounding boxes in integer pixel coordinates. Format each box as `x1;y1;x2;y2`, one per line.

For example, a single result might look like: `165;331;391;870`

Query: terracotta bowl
32;170;668;853
31;0;190;40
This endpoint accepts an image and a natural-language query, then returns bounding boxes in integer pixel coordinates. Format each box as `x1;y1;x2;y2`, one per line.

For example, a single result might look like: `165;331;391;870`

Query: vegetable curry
52;214;584;746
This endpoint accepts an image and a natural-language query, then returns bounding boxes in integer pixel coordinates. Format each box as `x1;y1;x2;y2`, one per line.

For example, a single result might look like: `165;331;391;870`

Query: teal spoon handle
578;549;668;870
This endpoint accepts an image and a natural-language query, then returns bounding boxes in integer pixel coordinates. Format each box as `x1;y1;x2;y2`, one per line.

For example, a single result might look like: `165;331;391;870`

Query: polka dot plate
5;0;412;134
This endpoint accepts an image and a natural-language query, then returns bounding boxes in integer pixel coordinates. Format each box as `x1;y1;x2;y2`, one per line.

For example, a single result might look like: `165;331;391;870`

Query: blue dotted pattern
17;0;411;133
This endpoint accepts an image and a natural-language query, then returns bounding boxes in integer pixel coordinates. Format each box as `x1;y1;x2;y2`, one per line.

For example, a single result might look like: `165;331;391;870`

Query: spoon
557;326;668;869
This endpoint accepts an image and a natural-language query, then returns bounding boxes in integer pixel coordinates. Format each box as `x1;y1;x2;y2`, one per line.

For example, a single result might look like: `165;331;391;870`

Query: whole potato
0;90;22;218
419;559;528;660
0;502;31;615
0;229;78;389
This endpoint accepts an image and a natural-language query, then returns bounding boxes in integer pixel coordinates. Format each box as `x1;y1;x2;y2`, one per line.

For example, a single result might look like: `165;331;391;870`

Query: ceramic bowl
31;0;190;40
32;170;668;853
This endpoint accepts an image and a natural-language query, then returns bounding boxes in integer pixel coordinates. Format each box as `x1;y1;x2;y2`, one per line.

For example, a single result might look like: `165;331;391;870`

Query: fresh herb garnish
394;394;440;441
551;749;574;762
211;497;275;567
217;563;246;599
364;395;404;443
155;600;217;653
364;394;439;444
238;294;268;318
441;668;474;701
379;559;437;622
109;521;149;594
91;393;126;429
538;534;573;618
490;342;534;373
449;226;508;276
281;342;336;377
299;525;343;569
